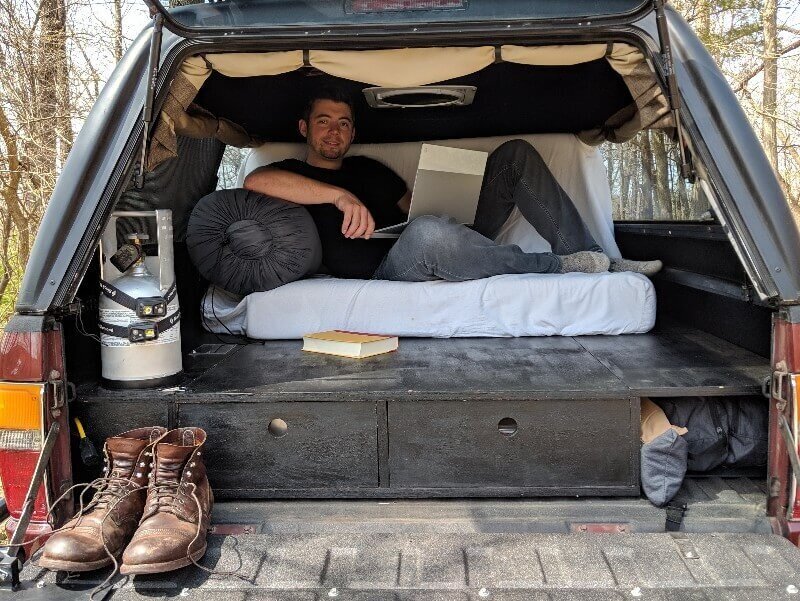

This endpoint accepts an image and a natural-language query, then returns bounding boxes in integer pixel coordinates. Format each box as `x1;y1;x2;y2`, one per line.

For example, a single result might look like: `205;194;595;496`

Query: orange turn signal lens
0;382;43;431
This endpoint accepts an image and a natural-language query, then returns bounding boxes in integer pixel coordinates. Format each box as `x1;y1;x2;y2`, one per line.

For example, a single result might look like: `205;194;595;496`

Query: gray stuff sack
641;428;689;507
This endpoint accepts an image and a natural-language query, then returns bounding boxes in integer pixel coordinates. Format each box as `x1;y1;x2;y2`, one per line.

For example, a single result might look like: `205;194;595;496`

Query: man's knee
401;215;455;243
491;139;541;164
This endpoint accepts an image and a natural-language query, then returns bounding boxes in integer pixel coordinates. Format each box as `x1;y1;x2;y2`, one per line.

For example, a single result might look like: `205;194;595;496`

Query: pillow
187;189;322;296
640;398;689;507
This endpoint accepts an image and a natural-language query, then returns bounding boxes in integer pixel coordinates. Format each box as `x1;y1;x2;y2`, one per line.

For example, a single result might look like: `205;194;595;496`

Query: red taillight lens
0;451;47;521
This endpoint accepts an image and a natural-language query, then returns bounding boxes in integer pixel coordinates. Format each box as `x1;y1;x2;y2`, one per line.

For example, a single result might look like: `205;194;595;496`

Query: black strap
156;309;181;334
98;309;181;340
164;282;177;303
665;502;687;532
100;279;176;307
99;279;138;312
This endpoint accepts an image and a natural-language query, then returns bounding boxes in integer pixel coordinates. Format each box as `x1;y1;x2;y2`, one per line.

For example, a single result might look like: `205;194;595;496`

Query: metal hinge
771;363;800;485
772;363;795;410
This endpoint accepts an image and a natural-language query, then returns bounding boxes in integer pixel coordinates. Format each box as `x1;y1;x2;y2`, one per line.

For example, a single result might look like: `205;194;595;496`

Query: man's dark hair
302;86;356;123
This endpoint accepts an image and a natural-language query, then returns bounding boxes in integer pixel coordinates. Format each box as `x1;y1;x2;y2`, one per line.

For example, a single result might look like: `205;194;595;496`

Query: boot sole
37;555;115;572
119;543;207;575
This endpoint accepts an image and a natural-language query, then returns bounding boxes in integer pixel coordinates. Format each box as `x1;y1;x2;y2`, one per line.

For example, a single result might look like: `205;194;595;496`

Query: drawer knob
268;418;288;438
498;417;517;437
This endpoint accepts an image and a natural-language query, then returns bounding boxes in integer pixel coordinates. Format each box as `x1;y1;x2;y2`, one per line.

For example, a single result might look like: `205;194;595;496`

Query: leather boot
38;427;168;572
120;427;213;575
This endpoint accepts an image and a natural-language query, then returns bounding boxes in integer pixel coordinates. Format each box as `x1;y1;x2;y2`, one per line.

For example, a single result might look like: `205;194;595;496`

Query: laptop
371;144;489;238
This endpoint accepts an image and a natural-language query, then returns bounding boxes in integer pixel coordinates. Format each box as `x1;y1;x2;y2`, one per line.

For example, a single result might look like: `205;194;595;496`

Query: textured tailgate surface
21;532;800;600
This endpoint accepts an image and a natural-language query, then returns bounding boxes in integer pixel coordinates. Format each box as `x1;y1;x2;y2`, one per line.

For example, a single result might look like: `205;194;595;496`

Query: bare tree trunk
698;0;711;42
37;0;72;161
0;103;28;266
762;0;778;171
0;217;12;300
620;149;631;219
113;0;123;62
653;132;672;219
640;132;655;220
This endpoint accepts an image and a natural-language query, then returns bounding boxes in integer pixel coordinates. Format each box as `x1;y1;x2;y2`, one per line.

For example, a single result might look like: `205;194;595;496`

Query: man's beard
318;146;345;159
315;139;348;160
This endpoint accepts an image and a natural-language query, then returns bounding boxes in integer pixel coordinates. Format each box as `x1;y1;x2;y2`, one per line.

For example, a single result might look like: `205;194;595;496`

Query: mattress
201;272;656;339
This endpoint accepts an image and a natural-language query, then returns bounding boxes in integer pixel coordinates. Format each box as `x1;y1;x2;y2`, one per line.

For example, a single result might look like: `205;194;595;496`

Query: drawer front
388;399;638;489
179;401;379;490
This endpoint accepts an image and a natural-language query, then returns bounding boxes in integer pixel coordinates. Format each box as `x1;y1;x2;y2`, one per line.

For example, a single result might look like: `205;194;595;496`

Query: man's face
299;99;355;161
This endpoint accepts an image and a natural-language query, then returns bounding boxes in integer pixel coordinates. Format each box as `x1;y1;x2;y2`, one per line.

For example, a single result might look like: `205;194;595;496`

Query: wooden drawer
388;399;639;493
178;401;379;492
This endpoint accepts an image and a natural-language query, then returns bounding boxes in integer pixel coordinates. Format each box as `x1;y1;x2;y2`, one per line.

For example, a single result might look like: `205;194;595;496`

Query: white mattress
202;272;656;339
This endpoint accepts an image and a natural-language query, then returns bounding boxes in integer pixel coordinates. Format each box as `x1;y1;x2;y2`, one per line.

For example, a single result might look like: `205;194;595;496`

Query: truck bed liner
17;477;778;599
21;531;799;599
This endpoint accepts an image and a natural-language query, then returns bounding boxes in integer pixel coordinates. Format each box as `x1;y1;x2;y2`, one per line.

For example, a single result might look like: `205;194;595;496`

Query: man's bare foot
557;251;611;274
609;258;663;276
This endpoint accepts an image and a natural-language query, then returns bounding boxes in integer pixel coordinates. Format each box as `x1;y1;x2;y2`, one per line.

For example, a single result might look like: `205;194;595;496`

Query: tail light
0;382;47;521
0;327;72;552
769;315;800;544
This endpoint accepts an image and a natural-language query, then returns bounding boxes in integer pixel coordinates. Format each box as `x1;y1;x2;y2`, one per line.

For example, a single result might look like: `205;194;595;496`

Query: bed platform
186;327;767;400
73;328;769;500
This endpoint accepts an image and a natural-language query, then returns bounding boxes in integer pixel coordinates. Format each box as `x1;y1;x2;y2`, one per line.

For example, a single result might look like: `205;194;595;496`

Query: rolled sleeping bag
187;188;322;296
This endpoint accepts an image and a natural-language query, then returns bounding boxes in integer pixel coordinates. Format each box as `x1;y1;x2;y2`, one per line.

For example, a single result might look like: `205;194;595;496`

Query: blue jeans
373;139;603;281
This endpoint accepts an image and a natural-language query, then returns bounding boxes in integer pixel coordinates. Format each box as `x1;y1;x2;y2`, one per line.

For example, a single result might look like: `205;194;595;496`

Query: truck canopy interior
62;41;772;516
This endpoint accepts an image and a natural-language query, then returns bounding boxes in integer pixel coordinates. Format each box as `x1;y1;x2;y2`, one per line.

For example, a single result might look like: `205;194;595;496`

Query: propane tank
99;210;181;388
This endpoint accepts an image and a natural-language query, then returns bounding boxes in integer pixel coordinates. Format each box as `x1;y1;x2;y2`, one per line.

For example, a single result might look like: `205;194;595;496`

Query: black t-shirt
266;157;407;279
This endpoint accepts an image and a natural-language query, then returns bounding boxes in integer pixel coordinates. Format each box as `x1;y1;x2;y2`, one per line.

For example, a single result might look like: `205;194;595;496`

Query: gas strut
135;12;164;189
654;0;694;181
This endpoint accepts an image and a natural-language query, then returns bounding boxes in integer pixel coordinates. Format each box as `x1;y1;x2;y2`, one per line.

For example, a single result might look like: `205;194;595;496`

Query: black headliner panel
194;59;633;143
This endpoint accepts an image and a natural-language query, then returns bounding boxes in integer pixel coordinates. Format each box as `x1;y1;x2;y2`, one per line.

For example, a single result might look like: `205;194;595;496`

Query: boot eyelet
139;462;146;467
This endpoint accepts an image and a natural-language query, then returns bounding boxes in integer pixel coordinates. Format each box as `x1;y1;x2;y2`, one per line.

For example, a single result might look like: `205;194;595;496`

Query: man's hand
333;191;376;239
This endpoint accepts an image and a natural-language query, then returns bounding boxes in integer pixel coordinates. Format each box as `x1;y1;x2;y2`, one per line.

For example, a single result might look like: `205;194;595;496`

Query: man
243;87;661;281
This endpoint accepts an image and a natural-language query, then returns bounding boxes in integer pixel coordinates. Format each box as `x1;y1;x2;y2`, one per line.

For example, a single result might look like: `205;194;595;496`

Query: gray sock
609;258;663;276
557;251;610;274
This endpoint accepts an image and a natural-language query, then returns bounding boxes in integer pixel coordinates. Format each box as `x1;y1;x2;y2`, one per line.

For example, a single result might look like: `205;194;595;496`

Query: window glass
217;146;250;190
601;131;710;221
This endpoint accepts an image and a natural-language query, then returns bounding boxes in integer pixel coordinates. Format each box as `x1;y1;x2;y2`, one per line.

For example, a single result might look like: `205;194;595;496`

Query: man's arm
244;167;375;239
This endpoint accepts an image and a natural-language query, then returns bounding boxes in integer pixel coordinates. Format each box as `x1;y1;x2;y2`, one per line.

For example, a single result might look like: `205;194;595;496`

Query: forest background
0;0;798;324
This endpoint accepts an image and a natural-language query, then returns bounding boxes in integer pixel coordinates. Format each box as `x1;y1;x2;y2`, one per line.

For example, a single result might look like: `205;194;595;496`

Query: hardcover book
302;330;399;359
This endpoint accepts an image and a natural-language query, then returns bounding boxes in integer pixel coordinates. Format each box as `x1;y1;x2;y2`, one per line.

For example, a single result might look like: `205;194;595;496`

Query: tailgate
20;532;800;599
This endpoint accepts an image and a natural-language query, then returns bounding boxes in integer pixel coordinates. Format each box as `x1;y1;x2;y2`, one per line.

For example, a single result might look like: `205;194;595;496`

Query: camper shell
3;0;800;597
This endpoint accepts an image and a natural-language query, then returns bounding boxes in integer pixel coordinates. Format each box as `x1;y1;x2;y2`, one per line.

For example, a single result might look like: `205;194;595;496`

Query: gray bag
641;428;689;507
654;396;768;472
